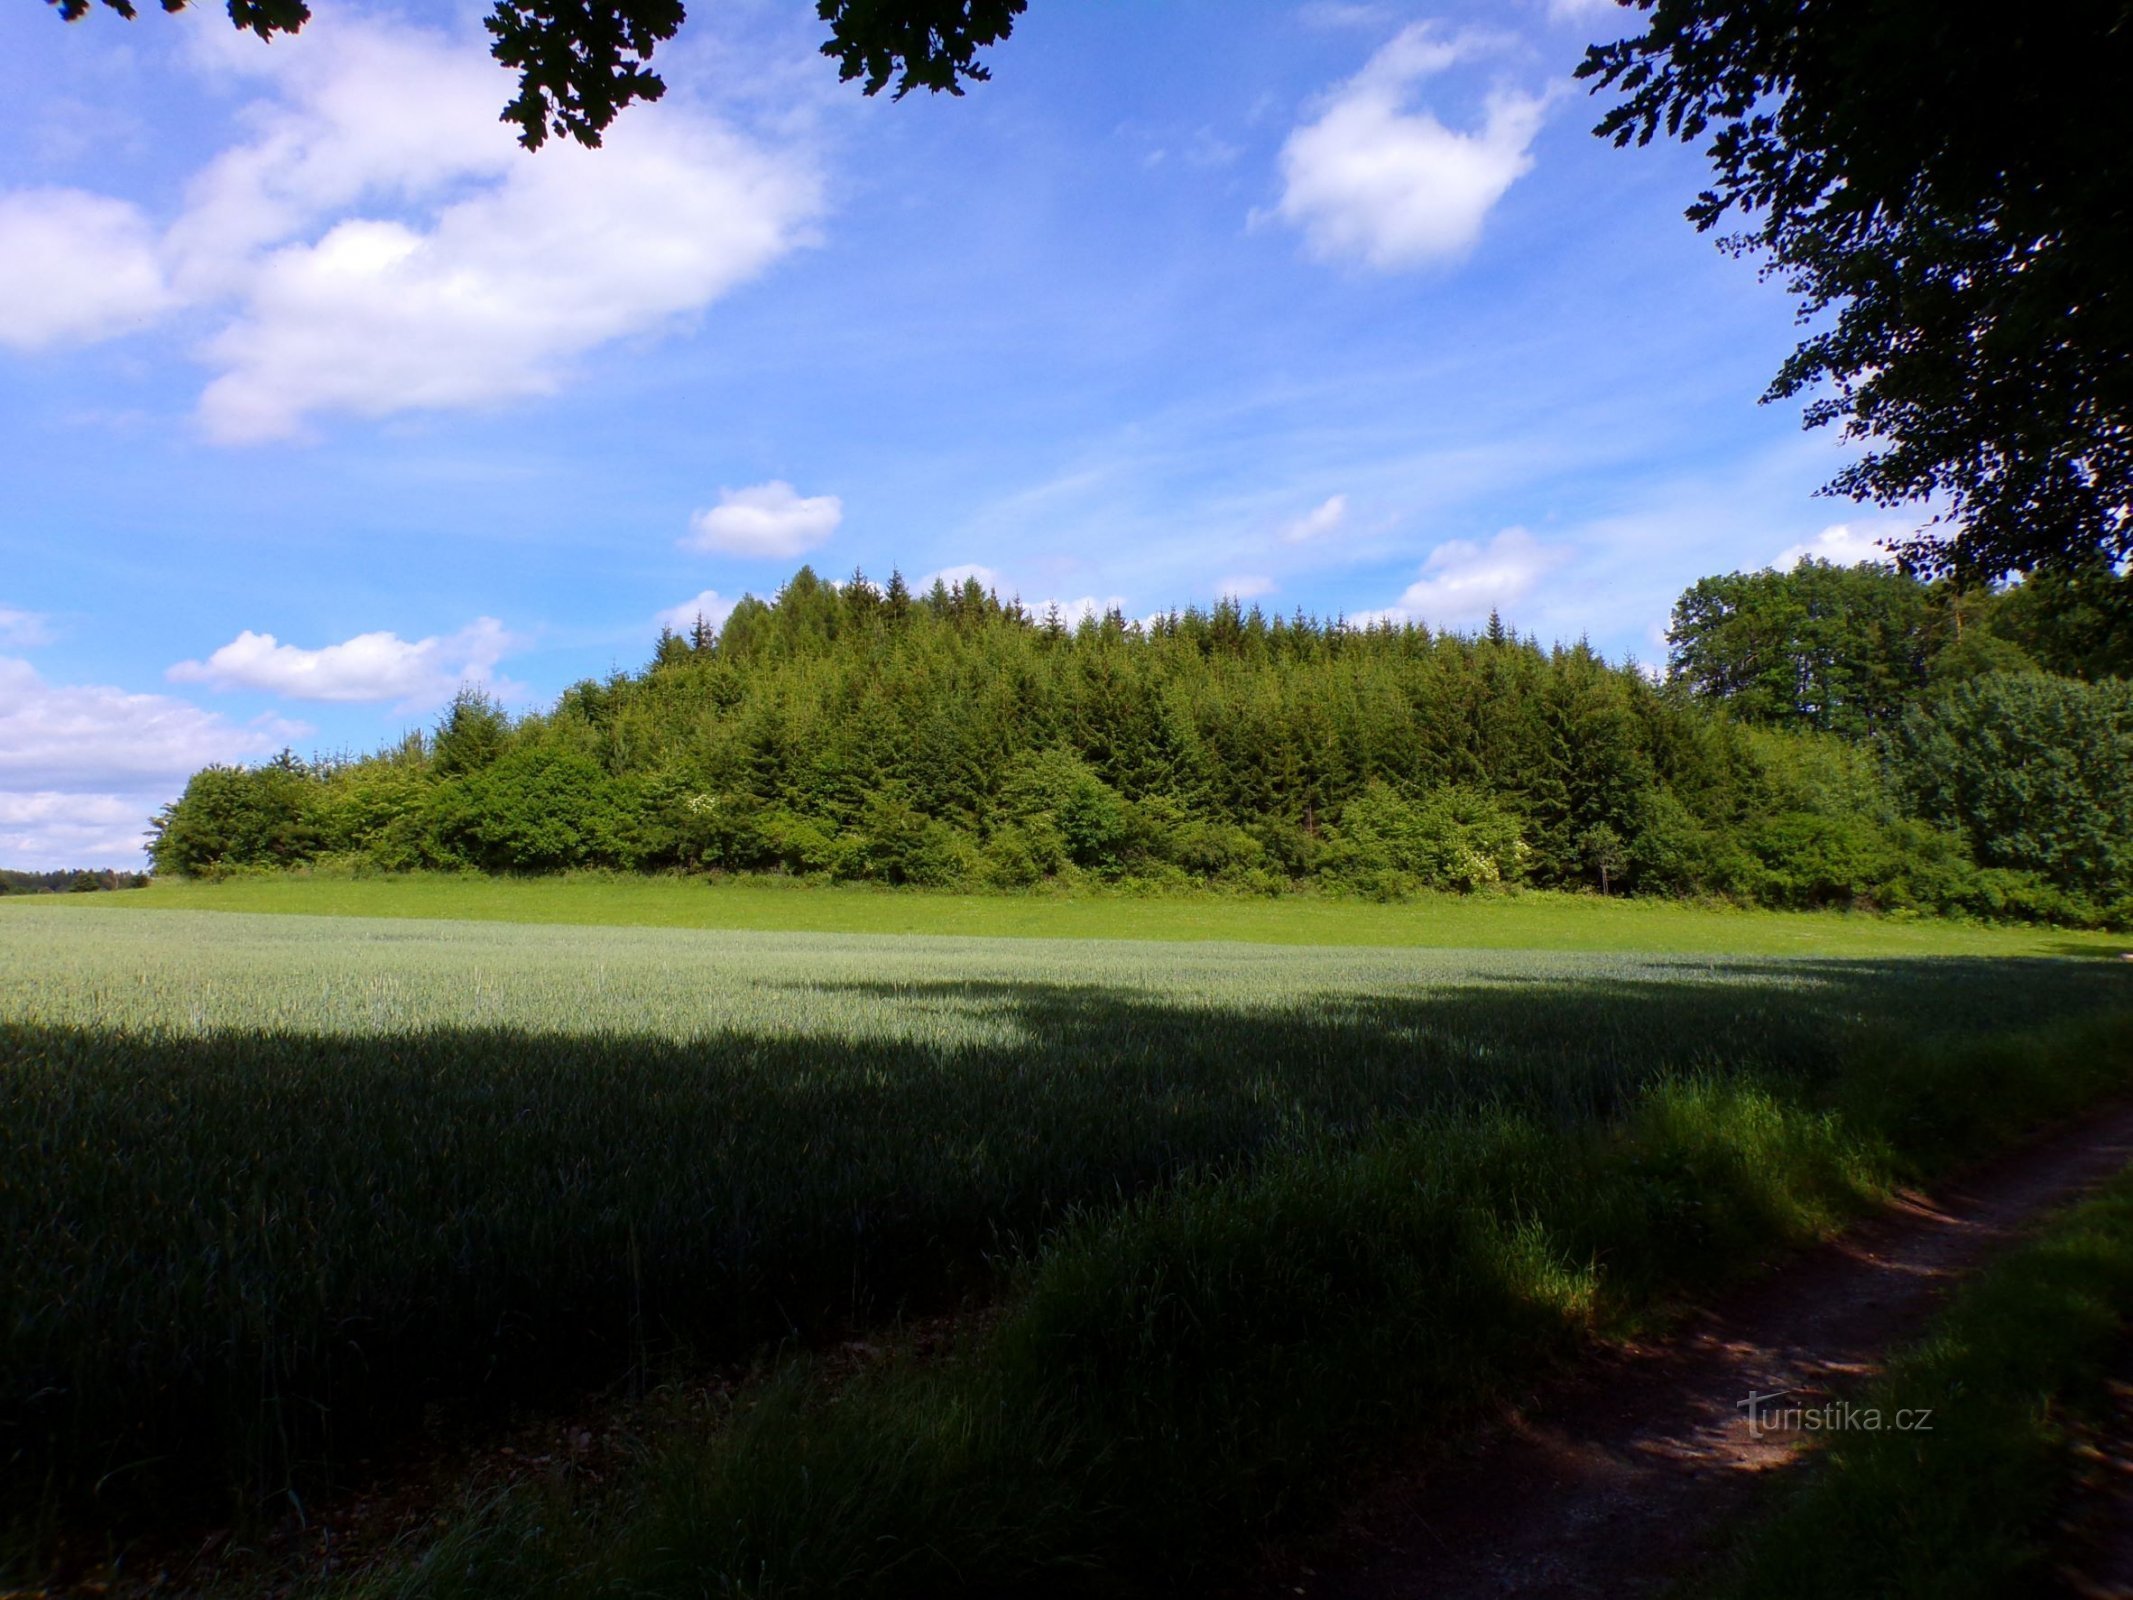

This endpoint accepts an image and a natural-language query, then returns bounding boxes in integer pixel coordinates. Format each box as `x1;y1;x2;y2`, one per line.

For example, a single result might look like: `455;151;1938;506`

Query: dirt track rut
1276;1100;2133;1599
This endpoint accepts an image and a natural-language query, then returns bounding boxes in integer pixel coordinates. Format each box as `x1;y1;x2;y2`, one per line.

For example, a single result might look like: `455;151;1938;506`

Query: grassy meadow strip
331;1011;2133;1599
21;870;2132;957
1701;1163;2133;1600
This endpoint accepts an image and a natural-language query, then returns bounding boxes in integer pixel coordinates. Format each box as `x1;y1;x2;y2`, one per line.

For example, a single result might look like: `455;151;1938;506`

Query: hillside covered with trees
149;562;2133;926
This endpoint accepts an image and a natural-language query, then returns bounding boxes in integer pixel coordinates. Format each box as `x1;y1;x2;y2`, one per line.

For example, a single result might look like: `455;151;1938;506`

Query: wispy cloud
1280;493;1350;543
0;605;55;648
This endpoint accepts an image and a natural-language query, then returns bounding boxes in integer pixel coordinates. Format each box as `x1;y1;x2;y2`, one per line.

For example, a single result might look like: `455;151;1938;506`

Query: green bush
999;750;1130;871
148;756;325;875
1326;782;1529;895
1743;810;1897;909
1166;818;1269;881
753;807;856;877
851;789;980;887
318;763;435;870
427;746;639;872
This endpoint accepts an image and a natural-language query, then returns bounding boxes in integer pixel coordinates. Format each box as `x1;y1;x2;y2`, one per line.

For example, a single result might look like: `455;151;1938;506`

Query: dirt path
1267;1100;2133;1600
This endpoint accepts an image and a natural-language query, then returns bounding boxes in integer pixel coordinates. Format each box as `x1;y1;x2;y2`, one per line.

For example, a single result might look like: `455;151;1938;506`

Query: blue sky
0;0;1908;867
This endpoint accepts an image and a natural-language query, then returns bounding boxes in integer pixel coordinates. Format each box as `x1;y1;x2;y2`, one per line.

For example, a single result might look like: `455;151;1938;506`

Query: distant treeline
150;560;2133;925
0;869;150;895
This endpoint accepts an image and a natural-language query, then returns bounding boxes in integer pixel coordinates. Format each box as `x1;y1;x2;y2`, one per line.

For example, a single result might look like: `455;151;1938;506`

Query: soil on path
1266;1100;2133;1600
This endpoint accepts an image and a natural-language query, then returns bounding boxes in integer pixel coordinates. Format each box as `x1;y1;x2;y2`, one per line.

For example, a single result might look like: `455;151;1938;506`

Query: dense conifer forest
149;561;2133;925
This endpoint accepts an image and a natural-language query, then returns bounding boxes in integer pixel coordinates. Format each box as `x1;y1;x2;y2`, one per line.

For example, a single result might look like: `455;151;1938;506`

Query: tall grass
338;1014;2133;1599
2;906;2126;1559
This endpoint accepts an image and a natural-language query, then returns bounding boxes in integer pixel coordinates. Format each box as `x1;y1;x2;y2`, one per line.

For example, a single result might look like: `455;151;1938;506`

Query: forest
148;558;2133;927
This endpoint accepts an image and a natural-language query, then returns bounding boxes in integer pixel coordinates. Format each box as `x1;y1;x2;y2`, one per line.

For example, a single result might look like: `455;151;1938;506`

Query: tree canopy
1580;1;2133;581
147;564;2133;927
47;0;1026;149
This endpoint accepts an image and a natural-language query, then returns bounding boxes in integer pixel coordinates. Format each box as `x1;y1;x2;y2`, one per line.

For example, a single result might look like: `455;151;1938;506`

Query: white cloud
1273;24;1548;269
168;617;512;704
0;188;175;350
0;792;162;870
1377;526;1572;627
685;481;844;558
1299;2;1400;29
0;656;302;866
918;565;1126;624
0;657;288;787
654;589;738;636
1216;574;1278;600
1546;0;1642;37
1280;493;1350;543
0;605;54;647
1771;521;1900;571
920;563;1008;593
197;116;818;442
0;14;820;440
1033;594;1130;625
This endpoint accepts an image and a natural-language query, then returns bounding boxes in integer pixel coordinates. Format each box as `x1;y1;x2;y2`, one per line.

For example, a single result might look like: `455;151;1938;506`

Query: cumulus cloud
0;189;175;351
1377;526;1571;627
1216;574;1278;600
1273;24;1548;269
168;617;513;704
196;118;818;442
0;792;163;869
1771;521;1899;570
0;605;54;647
685;481;844;558
0;14;820;440
654;589;738;636
0;656;301;866
0;657;289;786
1280;493;1349;543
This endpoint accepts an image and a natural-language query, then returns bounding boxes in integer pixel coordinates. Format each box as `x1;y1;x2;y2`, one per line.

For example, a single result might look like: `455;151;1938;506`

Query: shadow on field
2;955;2125;1539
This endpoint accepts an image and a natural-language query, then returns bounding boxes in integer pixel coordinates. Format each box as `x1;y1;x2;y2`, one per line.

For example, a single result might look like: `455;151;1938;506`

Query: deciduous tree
1581;1;2133;579
47;0;1026;149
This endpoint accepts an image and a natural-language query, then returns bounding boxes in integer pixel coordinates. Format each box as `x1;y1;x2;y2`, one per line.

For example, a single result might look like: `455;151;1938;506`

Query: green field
27;870;2130;956
3;894;2130;1589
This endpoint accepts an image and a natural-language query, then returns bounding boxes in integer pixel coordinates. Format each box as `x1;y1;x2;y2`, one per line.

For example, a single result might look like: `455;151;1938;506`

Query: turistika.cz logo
1736;1389;1934;1440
